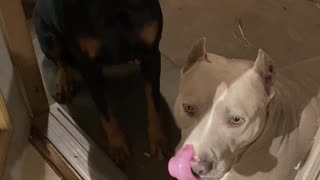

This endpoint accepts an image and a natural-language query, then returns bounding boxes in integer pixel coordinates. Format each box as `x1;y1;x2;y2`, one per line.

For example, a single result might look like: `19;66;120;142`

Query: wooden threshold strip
31;103;128;180
30;124;82;180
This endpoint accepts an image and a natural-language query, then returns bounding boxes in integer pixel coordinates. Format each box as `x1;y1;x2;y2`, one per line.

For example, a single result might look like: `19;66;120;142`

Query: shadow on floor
40;58;180;180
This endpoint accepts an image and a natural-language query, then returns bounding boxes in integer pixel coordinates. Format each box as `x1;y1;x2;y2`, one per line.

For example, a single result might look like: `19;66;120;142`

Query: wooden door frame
0;1;122;179
0;0;82;179
0;91;12;179
0;0;48;119
0;0;91;178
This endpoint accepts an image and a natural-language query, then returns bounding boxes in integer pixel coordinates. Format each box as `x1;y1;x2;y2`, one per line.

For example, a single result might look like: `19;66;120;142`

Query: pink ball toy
168;145;197;180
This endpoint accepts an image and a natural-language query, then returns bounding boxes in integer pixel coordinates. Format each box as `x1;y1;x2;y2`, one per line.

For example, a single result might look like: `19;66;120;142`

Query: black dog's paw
149;122;169;160
54;67;75;104
107;132;131;167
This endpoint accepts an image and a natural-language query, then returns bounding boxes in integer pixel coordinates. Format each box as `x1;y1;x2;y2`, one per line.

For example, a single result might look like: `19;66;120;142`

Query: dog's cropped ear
182;38;207;73
253;49;275;95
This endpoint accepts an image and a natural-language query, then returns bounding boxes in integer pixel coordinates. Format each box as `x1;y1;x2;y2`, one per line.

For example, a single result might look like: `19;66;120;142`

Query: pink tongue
168;145;197;180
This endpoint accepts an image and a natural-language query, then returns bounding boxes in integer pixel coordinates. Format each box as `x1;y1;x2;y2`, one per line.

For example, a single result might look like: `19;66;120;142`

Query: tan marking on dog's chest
78;37;101;59
140;21;159;46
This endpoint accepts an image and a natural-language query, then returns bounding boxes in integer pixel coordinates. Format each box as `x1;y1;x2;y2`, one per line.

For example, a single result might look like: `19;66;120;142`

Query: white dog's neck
268;73;320;147
262;77;302;147
230;73;320;180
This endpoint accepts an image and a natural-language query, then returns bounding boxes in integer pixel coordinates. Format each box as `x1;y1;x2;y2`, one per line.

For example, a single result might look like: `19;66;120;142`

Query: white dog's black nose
191;159;213;176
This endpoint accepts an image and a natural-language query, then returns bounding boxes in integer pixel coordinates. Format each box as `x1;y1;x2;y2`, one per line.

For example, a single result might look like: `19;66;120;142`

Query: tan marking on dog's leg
140;21;159;46
55;64;74;104
46;43;74;103
78;37;101;59
145;83;168;160
101;111;130;166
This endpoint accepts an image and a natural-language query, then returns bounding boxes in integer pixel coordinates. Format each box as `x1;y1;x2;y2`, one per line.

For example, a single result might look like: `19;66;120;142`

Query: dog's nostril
191;159;213;176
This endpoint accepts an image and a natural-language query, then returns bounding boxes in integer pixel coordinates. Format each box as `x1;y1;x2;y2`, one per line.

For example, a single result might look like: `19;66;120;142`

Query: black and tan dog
33;0;167;165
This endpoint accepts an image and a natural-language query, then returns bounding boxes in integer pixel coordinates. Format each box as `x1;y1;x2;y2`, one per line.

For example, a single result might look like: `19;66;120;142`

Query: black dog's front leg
83;72;130;165
141;49;168;160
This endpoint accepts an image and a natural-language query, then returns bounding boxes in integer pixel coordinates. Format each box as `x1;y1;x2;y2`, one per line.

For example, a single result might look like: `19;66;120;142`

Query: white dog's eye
229;116;244;125
183;103;196;116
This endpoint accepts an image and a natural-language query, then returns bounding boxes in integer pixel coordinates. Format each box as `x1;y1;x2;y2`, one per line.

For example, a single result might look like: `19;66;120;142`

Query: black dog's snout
191;159;213;176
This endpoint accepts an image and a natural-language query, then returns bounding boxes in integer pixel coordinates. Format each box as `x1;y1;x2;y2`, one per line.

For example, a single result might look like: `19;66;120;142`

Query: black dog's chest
63;1;161;66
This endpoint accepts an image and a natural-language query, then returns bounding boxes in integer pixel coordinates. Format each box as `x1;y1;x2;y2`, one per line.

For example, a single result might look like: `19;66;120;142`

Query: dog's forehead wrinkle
182;90;228;150
182;52;253;81
189;89;229;151
179;59;253;107
180;90;212;109
225;71;266;116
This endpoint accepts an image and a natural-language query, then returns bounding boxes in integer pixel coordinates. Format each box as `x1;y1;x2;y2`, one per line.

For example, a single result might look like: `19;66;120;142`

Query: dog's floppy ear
253;49;275;96
182;38;207;73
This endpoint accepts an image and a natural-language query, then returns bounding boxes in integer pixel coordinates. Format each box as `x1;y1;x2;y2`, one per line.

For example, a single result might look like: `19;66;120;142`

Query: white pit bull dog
170;38;320;180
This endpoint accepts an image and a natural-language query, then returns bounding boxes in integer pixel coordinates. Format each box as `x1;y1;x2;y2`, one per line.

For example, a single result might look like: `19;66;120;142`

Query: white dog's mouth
168;145;231;180
195;172;226;180
196;155;235;180
195;168;231;180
